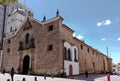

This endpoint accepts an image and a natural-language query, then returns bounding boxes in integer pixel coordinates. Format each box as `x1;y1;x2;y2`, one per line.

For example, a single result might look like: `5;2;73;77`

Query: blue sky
19;0;120;63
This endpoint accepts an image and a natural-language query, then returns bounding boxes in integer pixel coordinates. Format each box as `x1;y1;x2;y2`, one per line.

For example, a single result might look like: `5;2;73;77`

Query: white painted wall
5;12;25;36
6;3;34;18
64;42;78;61
64;42;79;76
64;60;79;75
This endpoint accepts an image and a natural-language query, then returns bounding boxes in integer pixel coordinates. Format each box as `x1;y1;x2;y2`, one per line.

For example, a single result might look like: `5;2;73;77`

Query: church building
2;11;112;76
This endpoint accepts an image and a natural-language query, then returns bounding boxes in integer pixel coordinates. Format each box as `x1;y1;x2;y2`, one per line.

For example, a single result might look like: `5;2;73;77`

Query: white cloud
104;19;111;25
76;34;84;39
73;33;84;40
97;19;112;27
117;38;120;41
97;22;102;26
101;38;106;41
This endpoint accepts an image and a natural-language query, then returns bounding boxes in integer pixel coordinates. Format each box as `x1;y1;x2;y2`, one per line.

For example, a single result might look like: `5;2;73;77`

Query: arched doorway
69;64;73;76
23;55;30;74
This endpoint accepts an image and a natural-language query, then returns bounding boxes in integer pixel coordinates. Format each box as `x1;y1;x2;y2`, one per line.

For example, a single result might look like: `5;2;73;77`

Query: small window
7;48;10;53
25;33;29;44
8;39;11;44
10;27;12;32
87;48;89;53
8;14;11;17
19;42;23;50
48;25;53;31
81;45;83;50
15;28;17;31
48;45;53;51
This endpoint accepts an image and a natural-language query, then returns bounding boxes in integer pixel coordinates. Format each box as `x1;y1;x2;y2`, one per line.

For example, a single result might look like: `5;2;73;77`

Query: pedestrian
85;70;88;78
10;67;14;81
44;74;46;79
35;77;37;81
2;69;5;75
51;72;54;78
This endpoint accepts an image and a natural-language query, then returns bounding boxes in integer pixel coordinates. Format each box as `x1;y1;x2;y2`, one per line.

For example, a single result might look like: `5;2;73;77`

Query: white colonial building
5;8;26;36
4;2;33;36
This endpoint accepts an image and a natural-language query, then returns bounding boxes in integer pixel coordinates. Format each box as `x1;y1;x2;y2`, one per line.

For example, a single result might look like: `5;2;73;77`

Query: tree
0;0;18;6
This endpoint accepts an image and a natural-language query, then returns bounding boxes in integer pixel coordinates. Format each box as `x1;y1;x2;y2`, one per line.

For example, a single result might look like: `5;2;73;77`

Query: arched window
64;47;67;60
68;48;71;61
25;33;29;44
74;49;78;62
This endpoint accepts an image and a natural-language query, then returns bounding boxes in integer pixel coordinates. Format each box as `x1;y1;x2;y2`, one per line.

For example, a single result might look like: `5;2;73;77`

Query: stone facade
0;2;34;72
2;15;112;76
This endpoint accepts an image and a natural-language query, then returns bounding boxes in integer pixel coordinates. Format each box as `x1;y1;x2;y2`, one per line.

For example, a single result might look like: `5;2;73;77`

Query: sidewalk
95;75;120;81
68;74;120;81
0;73;120;81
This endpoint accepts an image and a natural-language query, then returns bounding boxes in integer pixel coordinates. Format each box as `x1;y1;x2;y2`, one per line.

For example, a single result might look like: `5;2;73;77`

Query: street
0;73;120;81
68;74;120;81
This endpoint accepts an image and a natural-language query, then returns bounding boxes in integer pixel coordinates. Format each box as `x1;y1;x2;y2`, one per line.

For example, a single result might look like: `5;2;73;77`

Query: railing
19;42;35;51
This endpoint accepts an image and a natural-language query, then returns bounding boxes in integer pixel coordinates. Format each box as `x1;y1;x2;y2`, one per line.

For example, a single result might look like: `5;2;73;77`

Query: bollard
107;73;110;81
23;78;25;81
35;77;37;81
7;79;10;81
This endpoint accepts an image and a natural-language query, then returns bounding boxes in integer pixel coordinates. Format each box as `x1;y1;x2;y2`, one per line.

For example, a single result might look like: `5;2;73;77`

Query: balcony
18;41;35;51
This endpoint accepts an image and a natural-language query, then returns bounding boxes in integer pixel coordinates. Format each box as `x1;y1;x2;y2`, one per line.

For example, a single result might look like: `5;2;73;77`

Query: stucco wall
64;60;79;75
